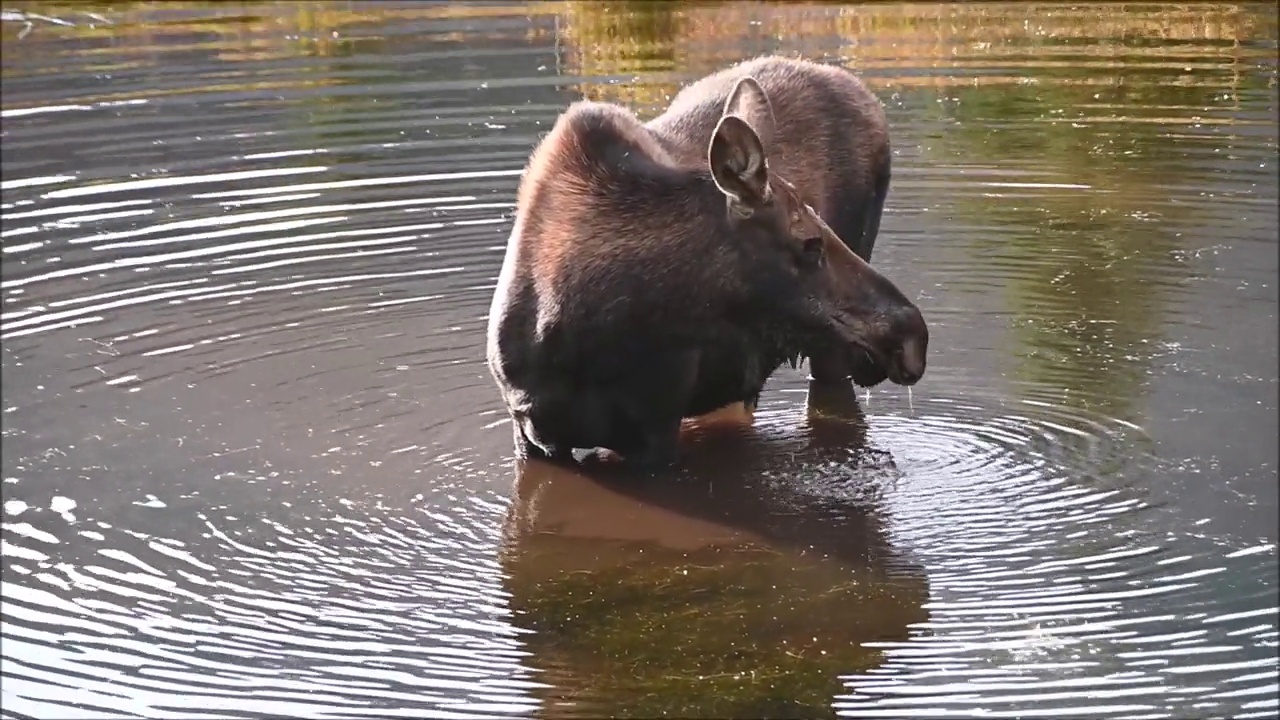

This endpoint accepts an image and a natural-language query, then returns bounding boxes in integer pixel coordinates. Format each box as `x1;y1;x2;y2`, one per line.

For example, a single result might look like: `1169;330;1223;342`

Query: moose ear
709;114;770;211
722;76;776;150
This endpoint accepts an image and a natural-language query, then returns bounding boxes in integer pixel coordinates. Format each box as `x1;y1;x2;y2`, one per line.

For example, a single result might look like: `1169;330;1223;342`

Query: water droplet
134;495;166;508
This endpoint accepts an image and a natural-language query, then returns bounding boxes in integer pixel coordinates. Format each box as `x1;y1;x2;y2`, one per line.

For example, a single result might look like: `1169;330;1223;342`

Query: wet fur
488;56;901;469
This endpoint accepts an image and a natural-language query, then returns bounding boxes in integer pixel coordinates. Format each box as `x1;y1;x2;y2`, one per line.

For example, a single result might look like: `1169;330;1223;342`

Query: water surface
2;2;1277;718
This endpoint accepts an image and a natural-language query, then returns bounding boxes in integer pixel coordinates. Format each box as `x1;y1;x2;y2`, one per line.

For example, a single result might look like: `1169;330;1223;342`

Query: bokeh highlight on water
1;2;1277;718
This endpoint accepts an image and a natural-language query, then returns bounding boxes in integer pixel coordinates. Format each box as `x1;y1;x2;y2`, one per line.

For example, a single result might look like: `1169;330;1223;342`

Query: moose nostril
897;336;927;382
899;307;928;371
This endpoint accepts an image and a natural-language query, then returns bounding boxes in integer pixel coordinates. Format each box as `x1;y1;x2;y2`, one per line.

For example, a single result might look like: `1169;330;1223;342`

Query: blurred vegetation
0;1;563;69
556;2;1276;107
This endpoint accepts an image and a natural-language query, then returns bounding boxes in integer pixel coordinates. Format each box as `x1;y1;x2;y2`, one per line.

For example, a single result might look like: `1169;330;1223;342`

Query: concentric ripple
2;2;1277;719
834;390;1279;719
2;486;542;719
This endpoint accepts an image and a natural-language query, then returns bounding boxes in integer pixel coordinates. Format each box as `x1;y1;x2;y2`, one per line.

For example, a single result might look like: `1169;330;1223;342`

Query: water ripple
2;1;1276;718
2;488;541;718
831;391;1278;719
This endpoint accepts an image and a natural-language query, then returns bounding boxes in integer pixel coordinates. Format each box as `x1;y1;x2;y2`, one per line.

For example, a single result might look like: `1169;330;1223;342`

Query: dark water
2;2;1277;718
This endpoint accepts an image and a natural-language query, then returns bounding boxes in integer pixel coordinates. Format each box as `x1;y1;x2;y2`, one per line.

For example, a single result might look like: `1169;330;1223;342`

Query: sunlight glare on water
1;2;1277;719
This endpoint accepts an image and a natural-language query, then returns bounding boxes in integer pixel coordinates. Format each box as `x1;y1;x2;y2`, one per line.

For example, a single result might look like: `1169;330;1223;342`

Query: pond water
1;2;1277;718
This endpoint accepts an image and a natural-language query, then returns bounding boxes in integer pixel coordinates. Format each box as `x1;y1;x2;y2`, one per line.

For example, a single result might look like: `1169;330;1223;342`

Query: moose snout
887;306;929;386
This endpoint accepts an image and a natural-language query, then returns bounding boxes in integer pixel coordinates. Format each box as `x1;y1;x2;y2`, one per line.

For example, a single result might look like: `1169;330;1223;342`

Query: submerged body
486;56;928;469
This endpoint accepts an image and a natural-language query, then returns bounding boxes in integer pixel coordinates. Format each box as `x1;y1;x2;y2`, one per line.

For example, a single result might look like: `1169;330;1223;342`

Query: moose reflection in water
498;382;930;719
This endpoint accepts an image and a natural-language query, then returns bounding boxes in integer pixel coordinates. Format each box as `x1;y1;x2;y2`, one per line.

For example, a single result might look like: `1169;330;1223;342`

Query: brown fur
486;56;927;471
652;57;890;255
